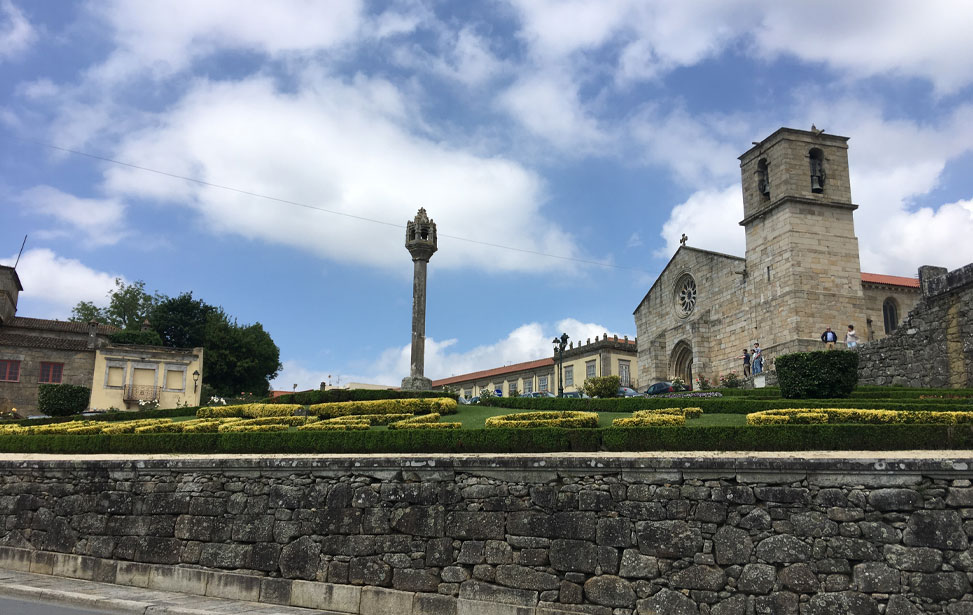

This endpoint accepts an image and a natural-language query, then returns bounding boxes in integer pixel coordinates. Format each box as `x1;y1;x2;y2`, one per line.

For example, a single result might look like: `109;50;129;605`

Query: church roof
432;357;554;387
6;316;119;334
861;273;920;288
634;245;744;314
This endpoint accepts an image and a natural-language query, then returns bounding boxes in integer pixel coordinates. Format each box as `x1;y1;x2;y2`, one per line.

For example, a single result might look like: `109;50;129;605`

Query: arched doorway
669;341;693;385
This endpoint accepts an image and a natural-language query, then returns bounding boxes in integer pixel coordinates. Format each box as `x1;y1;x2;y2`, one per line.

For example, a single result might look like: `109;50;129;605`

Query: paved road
0;597;115;615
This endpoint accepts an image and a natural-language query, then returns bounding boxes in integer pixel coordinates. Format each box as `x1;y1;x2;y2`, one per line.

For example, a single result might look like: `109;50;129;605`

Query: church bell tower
738;127;868;356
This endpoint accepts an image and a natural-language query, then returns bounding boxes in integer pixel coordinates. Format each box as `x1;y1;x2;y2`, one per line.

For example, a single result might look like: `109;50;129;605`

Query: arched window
883;298;899;334
809;148;826;193
756;158;770;198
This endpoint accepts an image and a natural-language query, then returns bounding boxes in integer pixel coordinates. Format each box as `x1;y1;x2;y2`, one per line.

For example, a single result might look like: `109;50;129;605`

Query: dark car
643;381;674;395
617;386;641;397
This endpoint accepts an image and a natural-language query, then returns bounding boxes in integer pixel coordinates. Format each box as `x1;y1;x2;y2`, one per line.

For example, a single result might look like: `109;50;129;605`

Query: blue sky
2;1;972;390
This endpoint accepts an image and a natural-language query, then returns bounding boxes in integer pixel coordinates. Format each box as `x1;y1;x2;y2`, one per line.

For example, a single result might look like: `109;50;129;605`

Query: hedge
613;415;685;427
2;424;973;454
197;404;300;418
482;396;971;414
776;350;859;398
309;398;457;418
484;411;599;429
265;389;457;405
37;384;91;417
748;408;973;425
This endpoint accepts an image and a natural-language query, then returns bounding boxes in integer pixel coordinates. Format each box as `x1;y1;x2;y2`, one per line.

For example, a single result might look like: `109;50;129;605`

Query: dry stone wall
3;455;973;614
859;263;973;388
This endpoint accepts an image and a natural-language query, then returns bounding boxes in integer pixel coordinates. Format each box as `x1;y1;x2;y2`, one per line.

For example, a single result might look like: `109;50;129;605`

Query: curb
0;582;153;614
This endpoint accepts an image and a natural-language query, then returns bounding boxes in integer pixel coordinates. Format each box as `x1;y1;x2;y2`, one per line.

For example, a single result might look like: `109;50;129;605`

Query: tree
202;309;281;397
69;278;163;330
150;292;213;348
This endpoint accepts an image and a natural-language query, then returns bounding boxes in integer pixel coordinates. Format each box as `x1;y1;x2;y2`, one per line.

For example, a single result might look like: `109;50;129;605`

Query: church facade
634;127;921;387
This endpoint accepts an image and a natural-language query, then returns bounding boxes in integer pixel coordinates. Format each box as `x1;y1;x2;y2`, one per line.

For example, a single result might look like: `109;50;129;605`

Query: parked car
617;386;641;397
457;396;471;405
643;381;675;396
524;391;556;398
562;391;590;399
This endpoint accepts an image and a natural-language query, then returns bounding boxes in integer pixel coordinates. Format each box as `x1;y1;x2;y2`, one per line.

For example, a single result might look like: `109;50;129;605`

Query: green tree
69;278;163;330
581;375;621;398
202;309;281;397
150;292;213;347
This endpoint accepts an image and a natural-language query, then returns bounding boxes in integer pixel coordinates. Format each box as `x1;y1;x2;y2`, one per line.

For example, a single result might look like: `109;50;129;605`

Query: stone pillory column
401;208;438;391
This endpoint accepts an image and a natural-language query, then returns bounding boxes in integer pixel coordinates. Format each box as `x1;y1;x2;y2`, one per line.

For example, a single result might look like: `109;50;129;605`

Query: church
634;127;921;387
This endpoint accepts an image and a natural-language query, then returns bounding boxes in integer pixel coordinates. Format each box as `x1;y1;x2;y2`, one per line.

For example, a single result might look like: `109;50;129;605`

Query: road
0;597;118;615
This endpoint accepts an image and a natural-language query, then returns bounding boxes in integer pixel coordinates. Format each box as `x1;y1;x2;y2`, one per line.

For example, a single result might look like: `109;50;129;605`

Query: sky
2;1;972;391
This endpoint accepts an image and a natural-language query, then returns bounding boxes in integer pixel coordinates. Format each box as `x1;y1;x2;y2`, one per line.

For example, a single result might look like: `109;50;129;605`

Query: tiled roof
861;273;920;288
432;357;554;387
8;316;119;334
0;333;91;352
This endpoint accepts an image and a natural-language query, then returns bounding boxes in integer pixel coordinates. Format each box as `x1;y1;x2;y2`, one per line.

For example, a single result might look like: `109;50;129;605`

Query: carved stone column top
406;207;438;262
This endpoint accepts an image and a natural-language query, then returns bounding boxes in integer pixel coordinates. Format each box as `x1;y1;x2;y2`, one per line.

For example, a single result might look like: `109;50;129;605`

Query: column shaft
410;258;428;378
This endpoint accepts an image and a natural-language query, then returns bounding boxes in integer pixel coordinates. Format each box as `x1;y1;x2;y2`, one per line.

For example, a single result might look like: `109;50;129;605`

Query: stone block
636;588;699;615
205;571;261;601
290;580;362;613
583;575;636;608
755;535;810;563
259;577;292;605
446;512;505;540
349;556;392;586
279;535;320;579
738;563;776;594
360;586;415;615
595;518;631;547
456;599;532;615
868;488;923;511
903;510;969;550
459;579;538;606
144;564;210;595
713;526;752;565
29;550;55;575
393;568;440;592
549;539;599;573
0;546;32;572
636;520;703;558
115;561;153;588
495;564;559;591
671;565;726;591
415;592;458;615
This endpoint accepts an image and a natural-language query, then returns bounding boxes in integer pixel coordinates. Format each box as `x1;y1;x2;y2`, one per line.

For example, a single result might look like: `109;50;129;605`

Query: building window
618;360;631;387
0;359;20;382
165;368;186;391
674;273;697;317
539;375;548;392
809;147;826;193
464;389;472;399
106;366;124;388
585;360;596;379
564;365;574;387
756;158;770;198
883;298;899;334
39;362;63;384
508;381;518;396
523;379;533;394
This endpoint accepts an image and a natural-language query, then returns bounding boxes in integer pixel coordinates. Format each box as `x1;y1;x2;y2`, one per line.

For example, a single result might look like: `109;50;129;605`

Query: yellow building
90;344;204;410
432;334;638;397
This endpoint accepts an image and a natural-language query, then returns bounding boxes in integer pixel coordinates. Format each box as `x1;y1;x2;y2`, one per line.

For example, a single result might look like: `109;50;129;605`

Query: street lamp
192;370;200;392
552;333;569;398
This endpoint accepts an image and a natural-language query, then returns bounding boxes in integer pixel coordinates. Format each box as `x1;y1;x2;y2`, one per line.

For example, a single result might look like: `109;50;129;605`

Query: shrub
309;398;450;418
719;372;742;388
634;407;703;419
297;422;370;431
484;411;599;429
776;350;858;398
388;413;461;429
219;423;289;433
109;330;163;346
746;408;973;425
266;389;457;405
613;415;685;427
197;403;299;418
37;384;91;417
581;375;621;398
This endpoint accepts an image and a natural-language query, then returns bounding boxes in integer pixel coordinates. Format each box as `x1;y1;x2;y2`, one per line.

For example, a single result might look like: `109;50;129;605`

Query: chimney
141;318;152;332
87;320;100;349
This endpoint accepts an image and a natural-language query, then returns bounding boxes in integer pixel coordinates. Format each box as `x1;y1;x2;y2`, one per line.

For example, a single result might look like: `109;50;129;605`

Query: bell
811;175;823;193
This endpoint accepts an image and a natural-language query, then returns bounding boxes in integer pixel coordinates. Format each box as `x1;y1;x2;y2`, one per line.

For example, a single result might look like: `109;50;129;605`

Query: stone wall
0;346;95;414
4;455;973;614
859;263;973;388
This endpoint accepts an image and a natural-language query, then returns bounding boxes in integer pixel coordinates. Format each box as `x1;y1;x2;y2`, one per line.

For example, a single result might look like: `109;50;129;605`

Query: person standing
742;348;751;378
845;324;859;349
821;327;838;350
752;343;763;375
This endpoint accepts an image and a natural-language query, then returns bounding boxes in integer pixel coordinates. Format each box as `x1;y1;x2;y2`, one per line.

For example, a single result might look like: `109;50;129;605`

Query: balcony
123;384;161;403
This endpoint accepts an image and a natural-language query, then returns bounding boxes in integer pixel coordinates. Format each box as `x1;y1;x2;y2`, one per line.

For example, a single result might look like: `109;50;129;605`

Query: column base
400;376;433;391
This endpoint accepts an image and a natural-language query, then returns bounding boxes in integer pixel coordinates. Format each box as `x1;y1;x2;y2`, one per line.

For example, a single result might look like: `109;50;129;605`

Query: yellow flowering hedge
484;411;599;429
388;413;461;430
747;408;973;425
323;413;413;426
309;398;457;418
219;423;289;433
613;414;686;427
634;408;703;419
196;404;300;419
297;421;370;431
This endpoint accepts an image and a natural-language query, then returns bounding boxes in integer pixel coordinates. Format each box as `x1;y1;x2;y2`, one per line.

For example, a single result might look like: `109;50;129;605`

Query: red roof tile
432;357;554;387
861;273;920;288
0;333;91;352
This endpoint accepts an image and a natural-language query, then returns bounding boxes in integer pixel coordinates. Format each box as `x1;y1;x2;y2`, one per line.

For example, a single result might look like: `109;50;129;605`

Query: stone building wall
859;263;973;388
0;346;95;413
4;455;973;614
862;284;922;342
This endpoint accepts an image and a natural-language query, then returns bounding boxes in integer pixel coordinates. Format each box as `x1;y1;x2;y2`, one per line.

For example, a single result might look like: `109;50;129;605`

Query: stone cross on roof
680;233;688;246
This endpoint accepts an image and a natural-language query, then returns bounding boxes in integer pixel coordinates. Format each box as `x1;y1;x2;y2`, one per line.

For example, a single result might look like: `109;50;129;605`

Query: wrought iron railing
123;384;161;402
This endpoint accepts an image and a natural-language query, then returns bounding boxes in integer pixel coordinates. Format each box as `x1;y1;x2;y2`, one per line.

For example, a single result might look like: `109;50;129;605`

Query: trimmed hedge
265;389;457;405
484;411;599;429
309;398;457;418
197;404;300;418
37;384;91;417
776;350;858;398
2;424;973;454
748;408;973;425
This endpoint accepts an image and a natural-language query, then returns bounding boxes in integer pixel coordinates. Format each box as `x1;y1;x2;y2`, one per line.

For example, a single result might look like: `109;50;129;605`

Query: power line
23;136;655;274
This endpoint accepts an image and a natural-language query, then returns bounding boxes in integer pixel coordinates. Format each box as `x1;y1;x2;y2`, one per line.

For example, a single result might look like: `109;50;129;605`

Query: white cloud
498;72;608;151
99;73;585;273
2;249;121;318
19;186;128;246
867;197;973;273
274;317;634;390
88;0;364;83
0;0;35;61
657;185;745;258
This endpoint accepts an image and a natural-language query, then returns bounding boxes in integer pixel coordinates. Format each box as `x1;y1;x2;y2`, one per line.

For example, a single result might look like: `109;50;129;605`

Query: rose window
675;275;697;317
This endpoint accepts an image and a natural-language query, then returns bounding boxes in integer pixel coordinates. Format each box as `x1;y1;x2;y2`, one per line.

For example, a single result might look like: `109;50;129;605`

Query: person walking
821;327;838;350
752;343;763;374
742;348;751;378
845;324;859;349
